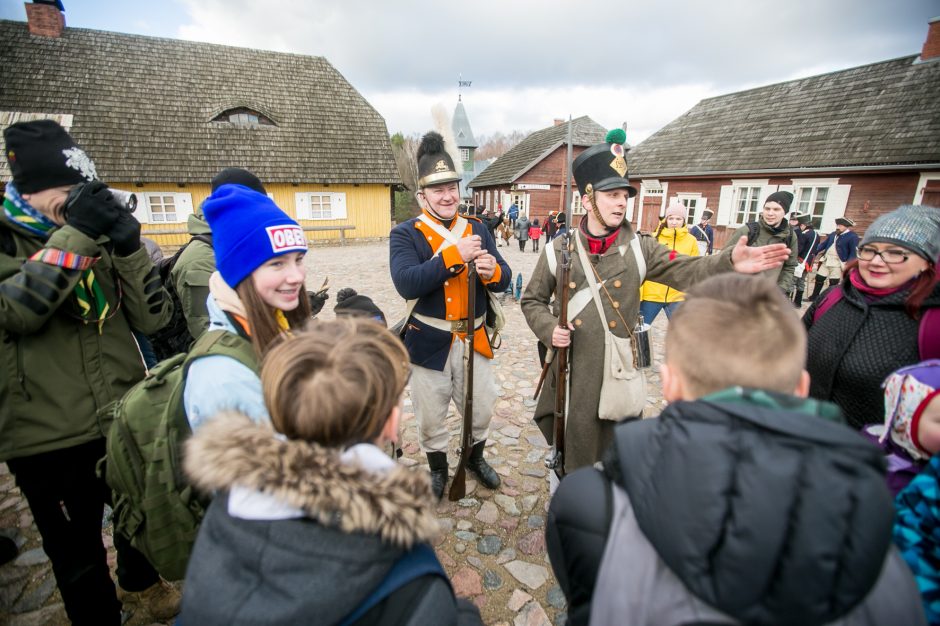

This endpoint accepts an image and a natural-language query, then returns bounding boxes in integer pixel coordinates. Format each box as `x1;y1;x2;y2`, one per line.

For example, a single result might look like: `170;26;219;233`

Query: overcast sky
1;0;937;143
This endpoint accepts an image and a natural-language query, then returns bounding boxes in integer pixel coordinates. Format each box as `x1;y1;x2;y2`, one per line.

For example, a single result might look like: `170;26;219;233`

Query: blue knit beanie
202;184;307;288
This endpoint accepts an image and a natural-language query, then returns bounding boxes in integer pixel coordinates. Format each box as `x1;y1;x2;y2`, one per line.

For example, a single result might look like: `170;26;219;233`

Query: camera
63;182;137;219
109;189;138;213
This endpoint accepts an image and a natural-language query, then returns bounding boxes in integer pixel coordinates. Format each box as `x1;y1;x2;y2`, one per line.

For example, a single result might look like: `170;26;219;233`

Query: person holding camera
0;120;177;625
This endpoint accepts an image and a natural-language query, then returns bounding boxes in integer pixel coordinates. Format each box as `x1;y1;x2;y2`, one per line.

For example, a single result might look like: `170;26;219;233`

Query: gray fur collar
183;413;439;548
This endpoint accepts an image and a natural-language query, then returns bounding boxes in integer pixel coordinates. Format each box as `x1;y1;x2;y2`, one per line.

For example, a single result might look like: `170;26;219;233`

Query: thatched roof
629;55;940;177
468;116;607;187
0;19;400;185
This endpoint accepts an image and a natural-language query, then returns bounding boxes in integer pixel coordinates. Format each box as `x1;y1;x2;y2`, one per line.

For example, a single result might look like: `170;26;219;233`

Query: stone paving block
504;561;549;590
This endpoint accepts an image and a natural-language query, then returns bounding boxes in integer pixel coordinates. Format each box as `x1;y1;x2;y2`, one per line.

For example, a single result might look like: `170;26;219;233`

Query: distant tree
474;130;530;161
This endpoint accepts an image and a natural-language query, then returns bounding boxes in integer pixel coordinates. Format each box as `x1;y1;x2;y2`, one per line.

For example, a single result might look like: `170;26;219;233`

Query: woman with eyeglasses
803;204;940;428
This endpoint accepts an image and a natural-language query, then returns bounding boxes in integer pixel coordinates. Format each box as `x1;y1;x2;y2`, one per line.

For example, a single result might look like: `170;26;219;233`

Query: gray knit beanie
861;204;940;263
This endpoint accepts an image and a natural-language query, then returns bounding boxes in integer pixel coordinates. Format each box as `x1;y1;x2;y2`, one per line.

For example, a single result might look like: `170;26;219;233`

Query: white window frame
294;192;348;221
571;191;585;215
459;148;470;162
789;178;848;232
731;185;764;226
914;173;940;204
136;192;193;224
675;193;705;225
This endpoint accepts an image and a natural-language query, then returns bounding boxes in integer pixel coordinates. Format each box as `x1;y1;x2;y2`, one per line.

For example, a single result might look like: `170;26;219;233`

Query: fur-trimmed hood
184;413;439;548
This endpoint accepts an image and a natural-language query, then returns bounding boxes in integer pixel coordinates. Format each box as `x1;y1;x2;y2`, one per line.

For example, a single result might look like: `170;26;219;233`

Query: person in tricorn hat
520;128;791;471
0;119;178;624
389;131;512;500
789;211;819;307
809;215;859;301
691;208;714;255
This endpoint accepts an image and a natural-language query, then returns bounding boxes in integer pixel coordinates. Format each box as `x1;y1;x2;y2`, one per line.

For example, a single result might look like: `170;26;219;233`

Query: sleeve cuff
440;245;466;275
483;263;502;285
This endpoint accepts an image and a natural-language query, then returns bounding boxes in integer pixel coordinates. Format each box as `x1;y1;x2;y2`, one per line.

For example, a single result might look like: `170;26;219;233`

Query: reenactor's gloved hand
65;180;121;239
307;277;330;316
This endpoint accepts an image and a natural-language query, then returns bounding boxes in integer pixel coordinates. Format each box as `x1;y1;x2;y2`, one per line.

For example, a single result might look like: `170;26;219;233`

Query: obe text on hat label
265;225;308;253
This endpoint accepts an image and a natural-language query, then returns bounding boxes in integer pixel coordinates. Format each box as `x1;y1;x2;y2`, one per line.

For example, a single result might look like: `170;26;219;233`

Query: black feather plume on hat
417;132;446;161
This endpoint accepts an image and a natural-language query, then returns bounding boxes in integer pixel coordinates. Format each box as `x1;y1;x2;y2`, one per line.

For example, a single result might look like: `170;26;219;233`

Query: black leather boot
467;441;501;489
426;452;448;501
792;290;803;307
807;278;825;302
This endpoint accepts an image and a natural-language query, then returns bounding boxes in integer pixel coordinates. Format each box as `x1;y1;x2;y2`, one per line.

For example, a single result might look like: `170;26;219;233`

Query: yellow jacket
639;225;700;303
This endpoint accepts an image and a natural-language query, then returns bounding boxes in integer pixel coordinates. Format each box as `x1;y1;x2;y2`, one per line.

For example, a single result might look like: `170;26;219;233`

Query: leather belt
413;313;485;334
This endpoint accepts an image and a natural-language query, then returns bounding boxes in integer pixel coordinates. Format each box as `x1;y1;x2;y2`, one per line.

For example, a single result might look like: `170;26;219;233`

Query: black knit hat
4;120;98;193
416;132;460;188
572;129;637;198
211;167;266;194
764;191;794;212
334;288;387;326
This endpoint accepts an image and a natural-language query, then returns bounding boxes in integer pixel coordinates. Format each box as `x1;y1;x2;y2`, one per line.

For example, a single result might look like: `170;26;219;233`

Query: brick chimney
920;16;940;62
553;119;565;126
25;1;65;38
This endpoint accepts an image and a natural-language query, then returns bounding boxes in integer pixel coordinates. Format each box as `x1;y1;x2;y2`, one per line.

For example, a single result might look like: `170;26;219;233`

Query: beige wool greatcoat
521;224;734;470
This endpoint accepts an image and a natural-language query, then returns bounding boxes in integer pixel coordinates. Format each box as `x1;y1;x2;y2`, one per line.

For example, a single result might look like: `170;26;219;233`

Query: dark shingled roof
629;55;940;177
468;116;607;187
0;19;400;185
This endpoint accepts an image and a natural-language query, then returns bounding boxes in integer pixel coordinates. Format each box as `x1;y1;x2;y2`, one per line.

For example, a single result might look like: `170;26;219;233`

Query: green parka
170;213;214;340
729;217;799;292
0;216;172;461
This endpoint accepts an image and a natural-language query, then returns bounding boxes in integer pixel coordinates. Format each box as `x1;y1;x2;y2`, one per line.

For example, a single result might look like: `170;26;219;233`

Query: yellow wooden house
0;9;400;247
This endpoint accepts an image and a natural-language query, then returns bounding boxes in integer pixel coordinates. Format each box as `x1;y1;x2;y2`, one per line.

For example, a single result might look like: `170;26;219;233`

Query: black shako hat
572;128;637;198
4;119;98;193
416;131;460;188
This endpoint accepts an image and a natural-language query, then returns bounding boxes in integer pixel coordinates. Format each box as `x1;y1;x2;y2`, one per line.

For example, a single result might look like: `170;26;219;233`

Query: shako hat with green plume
416;131;461;188
572;128;637;199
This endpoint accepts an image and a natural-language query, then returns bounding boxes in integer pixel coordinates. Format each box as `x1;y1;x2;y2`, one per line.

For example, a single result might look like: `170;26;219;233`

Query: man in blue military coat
390;131;511;500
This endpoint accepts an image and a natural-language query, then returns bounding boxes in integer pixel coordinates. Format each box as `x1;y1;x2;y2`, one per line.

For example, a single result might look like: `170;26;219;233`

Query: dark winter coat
180;414;480;626
803;277;940;429
894;453;940;626
546;389;926;626
0;216;172;460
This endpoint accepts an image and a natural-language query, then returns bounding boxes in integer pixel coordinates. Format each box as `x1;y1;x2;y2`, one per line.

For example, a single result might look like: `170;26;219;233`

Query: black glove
64;181;121;239
109;209;142;256
308;288;329;316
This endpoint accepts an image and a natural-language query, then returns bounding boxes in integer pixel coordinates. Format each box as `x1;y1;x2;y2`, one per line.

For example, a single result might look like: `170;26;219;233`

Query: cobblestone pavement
0;236;674;626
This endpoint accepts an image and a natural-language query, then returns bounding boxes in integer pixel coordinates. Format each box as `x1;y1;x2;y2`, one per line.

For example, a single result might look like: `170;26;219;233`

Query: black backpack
148;234;212;361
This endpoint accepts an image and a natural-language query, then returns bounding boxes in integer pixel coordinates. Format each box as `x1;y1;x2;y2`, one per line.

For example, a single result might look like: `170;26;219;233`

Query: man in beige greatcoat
521;129;791;471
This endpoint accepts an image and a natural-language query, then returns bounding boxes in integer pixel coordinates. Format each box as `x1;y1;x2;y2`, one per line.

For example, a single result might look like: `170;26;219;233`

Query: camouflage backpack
103;329;256;581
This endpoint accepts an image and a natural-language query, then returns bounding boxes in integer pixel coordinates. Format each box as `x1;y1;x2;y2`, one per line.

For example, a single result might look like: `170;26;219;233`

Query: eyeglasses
856;247;910;264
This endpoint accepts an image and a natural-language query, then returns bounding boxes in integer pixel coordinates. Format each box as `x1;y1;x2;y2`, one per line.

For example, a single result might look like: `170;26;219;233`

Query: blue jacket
183;295;267;431
691;223;714;254
508;204;519;220
894;454;940;625
389;214;511;370
816;229;859;263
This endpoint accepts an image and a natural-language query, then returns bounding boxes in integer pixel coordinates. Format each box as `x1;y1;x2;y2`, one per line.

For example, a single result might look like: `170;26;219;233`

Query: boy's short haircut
261;319;409;448
666;274;806;398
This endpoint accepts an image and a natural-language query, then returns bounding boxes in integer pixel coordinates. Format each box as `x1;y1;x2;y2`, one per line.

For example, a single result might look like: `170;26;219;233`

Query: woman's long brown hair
236;278;312;359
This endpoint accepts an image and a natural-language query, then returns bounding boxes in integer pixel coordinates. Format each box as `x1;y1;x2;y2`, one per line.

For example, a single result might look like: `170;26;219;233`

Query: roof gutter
631;163;940;178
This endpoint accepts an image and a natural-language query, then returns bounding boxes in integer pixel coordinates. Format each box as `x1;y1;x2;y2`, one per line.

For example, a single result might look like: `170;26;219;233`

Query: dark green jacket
730;217;799;291
170;214;214;339
0;216;172;460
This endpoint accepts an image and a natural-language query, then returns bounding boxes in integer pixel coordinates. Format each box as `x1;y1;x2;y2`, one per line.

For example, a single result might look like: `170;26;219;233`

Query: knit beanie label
266;225;307;254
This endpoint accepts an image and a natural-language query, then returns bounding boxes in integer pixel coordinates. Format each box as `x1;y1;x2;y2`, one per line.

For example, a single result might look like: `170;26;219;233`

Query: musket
449;259;477;501
545;116;574;478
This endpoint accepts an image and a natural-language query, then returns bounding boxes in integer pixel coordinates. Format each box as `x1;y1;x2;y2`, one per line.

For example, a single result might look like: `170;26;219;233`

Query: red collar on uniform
579;219;621;254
